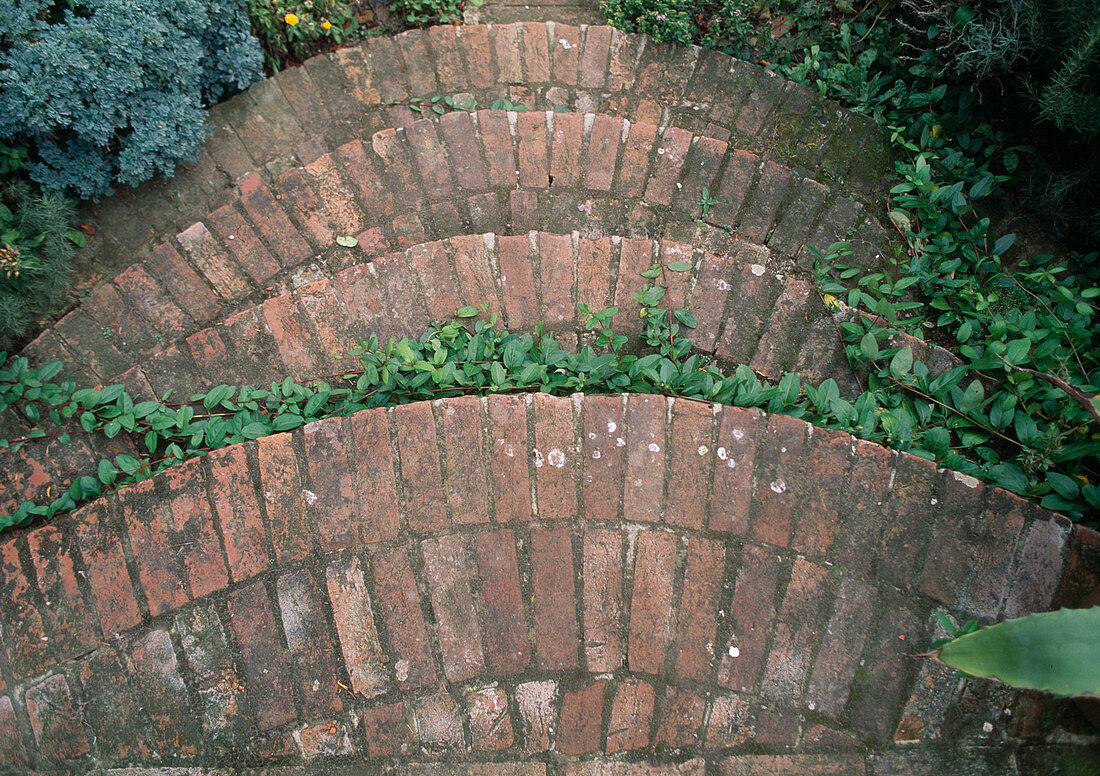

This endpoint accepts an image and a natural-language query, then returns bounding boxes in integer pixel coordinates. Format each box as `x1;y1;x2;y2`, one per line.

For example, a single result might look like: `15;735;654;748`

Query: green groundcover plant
1;260;1097;534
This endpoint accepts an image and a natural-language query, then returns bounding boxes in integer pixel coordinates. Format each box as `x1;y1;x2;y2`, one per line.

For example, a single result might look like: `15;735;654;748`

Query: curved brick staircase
1;16;1097;776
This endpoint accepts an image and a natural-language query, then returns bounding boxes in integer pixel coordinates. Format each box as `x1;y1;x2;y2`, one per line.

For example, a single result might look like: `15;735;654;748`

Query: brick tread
0;393;1073;769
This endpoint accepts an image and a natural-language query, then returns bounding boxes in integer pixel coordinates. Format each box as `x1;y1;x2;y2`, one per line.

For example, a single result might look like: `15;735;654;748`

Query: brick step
0;394;1073;770
24;110;896;390
3;225;956;516
82;22;892;269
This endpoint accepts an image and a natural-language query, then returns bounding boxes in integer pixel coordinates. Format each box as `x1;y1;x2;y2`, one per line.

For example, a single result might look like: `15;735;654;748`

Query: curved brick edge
85;22;892;266
0;394;1077;771
22;111;895;391
1;227;955;516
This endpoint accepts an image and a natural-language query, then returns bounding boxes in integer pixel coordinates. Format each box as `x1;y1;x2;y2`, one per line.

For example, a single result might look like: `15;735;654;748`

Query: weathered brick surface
529;524;579;670
607;679;655;752
277;570;344;717
531;392;576;520
422;534;486;682
373;546;437;690
130;628;201;754
718;543;782;693
628;529;678;675
557;680;606;755
394;401;448;533
227;580;297;731
516;679;557;752
25;673;90;760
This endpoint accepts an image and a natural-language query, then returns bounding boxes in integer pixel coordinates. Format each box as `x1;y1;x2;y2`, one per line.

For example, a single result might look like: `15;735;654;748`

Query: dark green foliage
0;0;263;199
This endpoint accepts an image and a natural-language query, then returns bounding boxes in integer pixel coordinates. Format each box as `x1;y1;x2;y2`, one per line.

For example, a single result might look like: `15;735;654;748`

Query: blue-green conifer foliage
0;0;263;198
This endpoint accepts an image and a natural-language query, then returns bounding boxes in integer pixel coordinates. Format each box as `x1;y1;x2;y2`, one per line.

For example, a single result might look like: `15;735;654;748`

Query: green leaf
456;306;479;318
889;346;913;378
335;235;359;248
240;422;269;440
97;459;118;486
860;332;880;360
991;233;1016;256
272;413;304;432
667;261;693;272
933;607;1100;698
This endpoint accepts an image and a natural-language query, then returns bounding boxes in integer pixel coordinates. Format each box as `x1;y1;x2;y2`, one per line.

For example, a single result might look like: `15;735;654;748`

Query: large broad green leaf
931;607;1100;698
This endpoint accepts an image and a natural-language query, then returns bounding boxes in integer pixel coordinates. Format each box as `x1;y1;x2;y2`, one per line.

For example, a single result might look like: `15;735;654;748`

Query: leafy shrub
0;172;79;350
246;0;361;72
388;0;481;26
602;0;696;44
0;0;264;199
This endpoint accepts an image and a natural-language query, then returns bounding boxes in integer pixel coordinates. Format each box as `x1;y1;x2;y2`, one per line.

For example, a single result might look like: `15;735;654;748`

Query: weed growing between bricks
1;261;1097;532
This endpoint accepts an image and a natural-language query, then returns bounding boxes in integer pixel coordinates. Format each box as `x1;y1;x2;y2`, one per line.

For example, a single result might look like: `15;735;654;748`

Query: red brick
705;695;753;749
607;680;654;752
262;293;321;380
497;234;539;331
25;673;90;760
436;396;490;525
227;584;298;734
175;601;250;737
218;307;284;388
422;534;485;682
529;525;579;670
539;231;575;327
257;432;314;563
804;577;877;718
177;221;252;301
557;680;605;755
295;719;355;757
520;22;550;81
325;554;389;698
411;690;464;748
666;400;714;529
644;126;693;205
851;605;923;741
162;458;229;599
450;233;499;323
582;115;622;192
738;161;793;243
790;428;852;557
361;702;412;757
239;172;312;267
479;109;517;186
1005;516;1069;618
674;537;726;683
118;479;188;616
408;240;462;324
204;445;268;582
439;112;487;191
565;765;705;776
334;139;395;220
486;394;532;522
516;680;557;752
580;25;613;88
492;23;522;83
750;414;807;547
72;502;141;636
711;149;758;226
207;203;281;284
549;112;583;189
460;24;494;88
26;524;97;662
85;280;161;357
623;394;665;523
581;394;624;522
582;527;623;672
0;695;28;765
619;121;658;198
658;240;694;310
721;755;867;775
467;687;513;750
516;112;549;188
917;472;988;605
275;166;335;246
407;118;454;195
393;402;448;533
428;25;465;91
760;558;830;705
130;628;201;754
374;249;429;338
333;263;389;354
301;419;357;554
551;23;581;84
833;441;896;571
143;241;220;324
510;188;539;231
473;529;530;675
532;392;576;521
185;326;229;386
0;540;52;678
718;544;782;693
344;409;401;544
277;570;343;716
75;651;151;759
614;237;653;336
296;278;357;359
114;264;192;342
803;723;861;748
655;686;706;749
576;236;614;320
628;530;678;675
372;546;437;689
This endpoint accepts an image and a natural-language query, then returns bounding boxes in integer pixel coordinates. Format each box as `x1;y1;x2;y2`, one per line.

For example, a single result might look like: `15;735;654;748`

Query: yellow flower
321;19;332;29
284;12;299;24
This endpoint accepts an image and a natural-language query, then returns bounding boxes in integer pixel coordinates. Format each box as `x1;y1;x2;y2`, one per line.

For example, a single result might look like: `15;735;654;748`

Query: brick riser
1;228;957;517
21;110;894;390
82;23;892;269
0;394;1075;770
